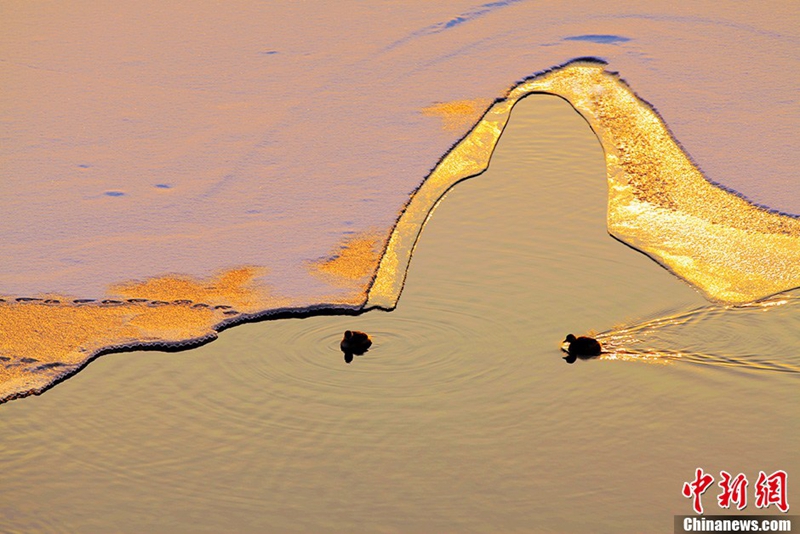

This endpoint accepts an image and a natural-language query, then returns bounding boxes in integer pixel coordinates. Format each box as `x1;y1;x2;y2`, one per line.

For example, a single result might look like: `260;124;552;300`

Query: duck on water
562;334;602;364
341;330;372;364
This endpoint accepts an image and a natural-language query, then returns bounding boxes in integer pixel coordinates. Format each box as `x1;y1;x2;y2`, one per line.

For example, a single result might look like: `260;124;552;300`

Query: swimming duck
564;334;601;355
562;334;601;364
341;330;372;363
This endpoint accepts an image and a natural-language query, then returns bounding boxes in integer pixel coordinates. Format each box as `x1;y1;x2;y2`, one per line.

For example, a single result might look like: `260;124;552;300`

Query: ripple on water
177;288;527;444
230;301;513;396
596;291;800;375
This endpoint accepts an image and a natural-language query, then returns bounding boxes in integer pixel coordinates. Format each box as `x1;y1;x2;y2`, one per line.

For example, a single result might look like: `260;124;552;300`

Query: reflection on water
2;95;797;533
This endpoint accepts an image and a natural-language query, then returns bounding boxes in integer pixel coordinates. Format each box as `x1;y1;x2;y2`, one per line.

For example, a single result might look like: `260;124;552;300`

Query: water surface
2;96;796;533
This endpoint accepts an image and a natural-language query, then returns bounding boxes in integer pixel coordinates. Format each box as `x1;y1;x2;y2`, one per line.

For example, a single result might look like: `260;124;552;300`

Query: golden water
1;96;797;533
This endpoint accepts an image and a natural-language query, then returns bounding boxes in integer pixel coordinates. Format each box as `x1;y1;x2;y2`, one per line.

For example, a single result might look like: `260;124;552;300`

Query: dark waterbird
562;334;602;364
341;330;372;364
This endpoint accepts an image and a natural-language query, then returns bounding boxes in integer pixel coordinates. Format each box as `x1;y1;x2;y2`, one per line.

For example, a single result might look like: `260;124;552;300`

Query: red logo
683;468;715;514
755;470;789;513
717;471;748;510
683;469;790;514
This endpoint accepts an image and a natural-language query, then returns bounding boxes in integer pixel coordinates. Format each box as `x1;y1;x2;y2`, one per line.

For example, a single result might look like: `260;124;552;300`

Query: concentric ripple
218;295;517;405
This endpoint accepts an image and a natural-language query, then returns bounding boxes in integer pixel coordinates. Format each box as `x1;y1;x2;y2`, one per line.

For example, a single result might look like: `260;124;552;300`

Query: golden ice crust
366;60;800;309
2;61;798;404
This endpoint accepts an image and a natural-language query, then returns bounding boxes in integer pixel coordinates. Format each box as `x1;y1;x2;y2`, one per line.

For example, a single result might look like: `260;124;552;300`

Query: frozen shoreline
2;95;796;532
3;61;800;404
